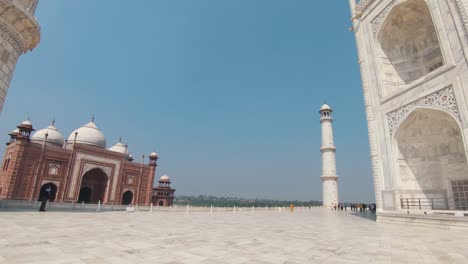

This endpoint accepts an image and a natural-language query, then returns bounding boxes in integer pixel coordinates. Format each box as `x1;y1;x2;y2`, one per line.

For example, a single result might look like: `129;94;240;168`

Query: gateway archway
395;108;468;209
78;168;108;204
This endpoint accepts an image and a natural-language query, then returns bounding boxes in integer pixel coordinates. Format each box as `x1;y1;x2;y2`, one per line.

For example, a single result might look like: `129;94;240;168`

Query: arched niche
394;108;468;208
121;190;133;205
378;0;444;96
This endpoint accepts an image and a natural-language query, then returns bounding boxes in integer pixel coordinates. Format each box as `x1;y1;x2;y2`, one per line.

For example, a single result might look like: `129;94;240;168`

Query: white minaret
320;103;339;208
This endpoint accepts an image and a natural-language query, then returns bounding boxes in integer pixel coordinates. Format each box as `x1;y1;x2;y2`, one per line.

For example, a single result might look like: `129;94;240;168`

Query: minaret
320;103;339;208
0;0;41;112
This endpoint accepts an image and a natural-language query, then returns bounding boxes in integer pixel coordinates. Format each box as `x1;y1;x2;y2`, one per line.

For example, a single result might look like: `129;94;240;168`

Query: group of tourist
349;203;376;213
332;203;347;211
331;203;377;213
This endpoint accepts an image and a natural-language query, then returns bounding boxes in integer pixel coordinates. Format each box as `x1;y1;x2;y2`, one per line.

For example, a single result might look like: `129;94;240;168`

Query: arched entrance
78;168;108;204
121;191;133;205
38;183;58;202
395;108;468;209
158;200;164;206
78;187;92;203
378;0;444;96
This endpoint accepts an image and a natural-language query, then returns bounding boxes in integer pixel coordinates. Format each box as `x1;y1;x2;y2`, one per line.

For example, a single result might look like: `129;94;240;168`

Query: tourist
38;186;51;212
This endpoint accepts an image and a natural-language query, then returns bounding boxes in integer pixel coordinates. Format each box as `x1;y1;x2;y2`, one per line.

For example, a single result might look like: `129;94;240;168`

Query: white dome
67;121;106;148
160;175;170;182
21;120;32;126
320;104;332;111
11;128;19;134
32;124;65;147
150;152;158;158
108;141;128;154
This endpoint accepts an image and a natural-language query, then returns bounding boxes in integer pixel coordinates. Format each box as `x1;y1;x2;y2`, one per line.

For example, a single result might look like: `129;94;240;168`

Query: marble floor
0;208;466;264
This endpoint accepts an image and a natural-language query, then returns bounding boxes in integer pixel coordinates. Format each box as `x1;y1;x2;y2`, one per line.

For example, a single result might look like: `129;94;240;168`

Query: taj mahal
350;0;468;224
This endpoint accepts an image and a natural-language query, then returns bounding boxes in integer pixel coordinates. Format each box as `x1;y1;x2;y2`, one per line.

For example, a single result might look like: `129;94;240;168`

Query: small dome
32;124;65;147
11;128;19;134
67;121;106;148
320;104;332;111
150;152;158;158
108;141;128;154
18;119;34;130
21;120;32;126
160;175;170;182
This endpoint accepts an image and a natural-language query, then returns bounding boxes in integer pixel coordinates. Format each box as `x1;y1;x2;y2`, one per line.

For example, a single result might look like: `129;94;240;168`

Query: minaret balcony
321;175;339;180
320;146;336;152
320;117;334;123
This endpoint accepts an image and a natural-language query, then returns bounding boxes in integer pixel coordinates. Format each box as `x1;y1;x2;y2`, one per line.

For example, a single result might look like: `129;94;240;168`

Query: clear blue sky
0;0;374;202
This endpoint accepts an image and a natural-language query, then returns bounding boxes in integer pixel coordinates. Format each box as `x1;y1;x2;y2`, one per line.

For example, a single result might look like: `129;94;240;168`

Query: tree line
174;195;322;207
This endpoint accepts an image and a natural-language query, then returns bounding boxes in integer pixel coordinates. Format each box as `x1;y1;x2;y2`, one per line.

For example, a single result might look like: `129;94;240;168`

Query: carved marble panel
386;86;460;134
456;0;468;36
371;0;403;37
355;0;375;13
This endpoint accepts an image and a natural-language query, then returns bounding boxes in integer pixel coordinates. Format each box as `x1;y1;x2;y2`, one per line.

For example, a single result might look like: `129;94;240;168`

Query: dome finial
119;136;122;143
51;118;55;126
91;113;95;122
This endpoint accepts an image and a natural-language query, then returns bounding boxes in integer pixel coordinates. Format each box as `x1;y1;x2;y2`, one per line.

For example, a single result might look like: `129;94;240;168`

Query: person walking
38;186;51;212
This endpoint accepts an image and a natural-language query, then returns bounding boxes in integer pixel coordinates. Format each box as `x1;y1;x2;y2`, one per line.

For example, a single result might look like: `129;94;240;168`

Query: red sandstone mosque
0;118;175;206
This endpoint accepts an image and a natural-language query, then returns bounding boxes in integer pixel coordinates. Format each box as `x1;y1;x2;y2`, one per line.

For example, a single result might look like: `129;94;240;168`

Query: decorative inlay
127;175;135;185
0;21;24;53
370;0;401;36
386;86;460;134
353;12;384;209
455;0;468;37
355;0;375;13
48;164;60;175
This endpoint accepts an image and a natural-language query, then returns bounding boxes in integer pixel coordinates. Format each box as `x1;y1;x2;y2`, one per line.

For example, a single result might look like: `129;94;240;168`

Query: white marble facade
0;0;40;112
349;0;468;214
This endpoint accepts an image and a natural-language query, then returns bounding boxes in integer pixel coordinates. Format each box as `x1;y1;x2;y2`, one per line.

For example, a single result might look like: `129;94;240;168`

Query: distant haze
0;1;374;203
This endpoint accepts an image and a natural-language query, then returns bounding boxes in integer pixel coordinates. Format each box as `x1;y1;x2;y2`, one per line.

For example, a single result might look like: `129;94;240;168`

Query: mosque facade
0;119;175;206
350;0;468;219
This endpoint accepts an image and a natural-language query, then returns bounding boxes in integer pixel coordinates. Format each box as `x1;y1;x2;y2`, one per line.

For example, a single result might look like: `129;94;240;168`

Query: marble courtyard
0;209;466;264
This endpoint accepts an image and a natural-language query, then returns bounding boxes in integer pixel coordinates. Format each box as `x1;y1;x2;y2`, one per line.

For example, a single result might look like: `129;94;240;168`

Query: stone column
320;104;339;208
0;0;40;112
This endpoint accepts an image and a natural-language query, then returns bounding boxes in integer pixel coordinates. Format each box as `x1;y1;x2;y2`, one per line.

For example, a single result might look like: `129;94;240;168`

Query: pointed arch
377;0;444;95
394;107;468;209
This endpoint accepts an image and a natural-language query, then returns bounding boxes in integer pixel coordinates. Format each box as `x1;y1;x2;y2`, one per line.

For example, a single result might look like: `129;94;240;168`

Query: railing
400;198;468;210
0;200;325;213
